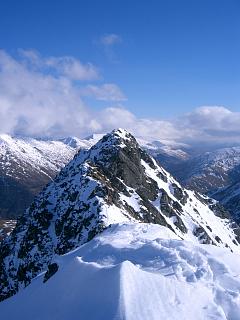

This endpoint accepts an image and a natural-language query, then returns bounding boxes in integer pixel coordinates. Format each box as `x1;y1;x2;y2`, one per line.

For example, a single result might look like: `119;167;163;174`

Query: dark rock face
43;263;59;283
193;226;213;244
0;129;239;302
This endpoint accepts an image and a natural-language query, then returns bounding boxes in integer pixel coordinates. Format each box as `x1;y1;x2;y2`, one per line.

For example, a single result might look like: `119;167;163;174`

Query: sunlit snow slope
0;223;240;320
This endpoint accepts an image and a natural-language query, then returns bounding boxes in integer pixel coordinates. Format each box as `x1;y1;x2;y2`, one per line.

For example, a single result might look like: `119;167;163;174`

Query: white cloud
0;49;184;140
0;50;97;137
96;107;186;142
46;56;99;81
178;106;240;143
100;34;122;46
96;106;240;145
81;84;126;101
0;50;240;146
181;106;232;130
19;49;42;67
98;34;122;63
19;49;99;81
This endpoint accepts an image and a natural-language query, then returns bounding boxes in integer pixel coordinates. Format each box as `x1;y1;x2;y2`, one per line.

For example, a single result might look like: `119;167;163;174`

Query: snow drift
0;223;240;320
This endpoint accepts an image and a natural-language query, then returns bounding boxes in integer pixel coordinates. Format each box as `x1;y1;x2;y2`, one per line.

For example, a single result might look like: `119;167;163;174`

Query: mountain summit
0;128;239;301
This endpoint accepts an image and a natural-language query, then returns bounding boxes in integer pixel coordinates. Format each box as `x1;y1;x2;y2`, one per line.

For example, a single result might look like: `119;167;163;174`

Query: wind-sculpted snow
0;223;240;320
0;129;239;301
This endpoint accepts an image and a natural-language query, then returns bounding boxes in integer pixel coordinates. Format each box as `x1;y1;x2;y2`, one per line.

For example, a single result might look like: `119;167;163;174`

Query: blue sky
0;0;240;143
1;0;239;118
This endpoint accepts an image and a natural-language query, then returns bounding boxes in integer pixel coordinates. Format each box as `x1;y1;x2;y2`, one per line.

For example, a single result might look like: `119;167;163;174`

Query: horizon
2;127;240;153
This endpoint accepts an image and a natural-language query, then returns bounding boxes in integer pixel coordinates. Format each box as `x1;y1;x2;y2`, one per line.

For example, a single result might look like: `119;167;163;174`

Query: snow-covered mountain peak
84;128;138;161
0;133;12;143
0;129;240;302
92;128;136;149
67;128;141;171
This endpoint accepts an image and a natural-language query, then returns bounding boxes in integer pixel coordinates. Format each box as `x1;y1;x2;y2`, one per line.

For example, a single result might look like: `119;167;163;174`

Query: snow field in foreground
1;223;240;320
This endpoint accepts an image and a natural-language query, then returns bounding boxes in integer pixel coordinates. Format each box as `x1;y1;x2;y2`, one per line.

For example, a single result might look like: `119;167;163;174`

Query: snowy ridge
1;223;240;320
136;136;189;160
0;134;85;181
0;128;239;302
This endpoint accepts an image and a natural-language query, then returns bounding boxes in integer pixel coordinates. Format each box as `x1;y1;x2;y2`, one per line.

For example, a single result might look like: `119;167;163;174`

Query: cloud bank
0;50;239;146
81;84;126;101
